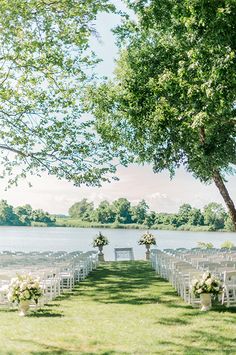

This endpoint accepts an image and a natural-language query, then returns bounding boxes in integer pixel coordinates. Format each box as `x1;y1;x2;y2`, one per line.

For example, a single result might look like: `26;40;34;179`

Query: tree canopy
0;0;121;187
0;200;54;226
87;0;236;228
65;198;233;231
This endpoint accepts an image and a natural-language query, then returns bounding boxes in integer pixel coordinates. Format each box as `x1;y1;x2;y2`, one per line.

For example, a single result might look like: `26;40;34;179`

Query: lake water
0;227;235;261
0;227;236;260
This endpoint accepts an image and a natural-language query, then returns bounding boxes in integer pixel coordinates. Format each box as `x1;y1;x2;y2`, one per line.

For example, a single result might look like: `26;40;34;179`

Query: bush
197;242;214;249
221;240;235;249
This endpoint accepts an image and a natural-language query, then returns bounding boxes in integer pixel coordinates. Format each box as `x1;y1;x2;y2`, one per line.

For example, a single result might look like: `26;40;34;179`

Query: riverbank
55;218;227;232
0;261;235;354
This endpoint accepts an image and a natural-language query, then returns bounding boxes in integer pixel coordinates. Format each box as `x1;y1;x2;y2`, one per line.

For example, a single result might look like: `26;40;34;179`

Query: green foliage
224;215;235;231
197;242;214;249
0;0;118;187
14;204;33;226
221;240;235;249
0;200;19;225
203;202;227;229
86;0;236;227
94;200;116;224
0;199;54;226
31;209;55;225
131;199;149;224
66;199;229;231
69;199;94;221
112;198;132;224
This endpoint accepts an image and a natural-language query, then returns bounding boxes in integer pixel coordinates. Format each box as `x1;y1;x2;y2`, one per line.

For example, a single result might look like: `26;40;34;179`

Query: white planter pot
18;300;31;316
200;293;212;311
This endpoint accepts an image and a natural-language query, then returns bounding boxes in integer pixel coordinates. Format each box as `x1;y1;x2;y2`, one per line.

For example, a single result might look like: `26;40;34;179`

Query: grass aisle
0;261;236;354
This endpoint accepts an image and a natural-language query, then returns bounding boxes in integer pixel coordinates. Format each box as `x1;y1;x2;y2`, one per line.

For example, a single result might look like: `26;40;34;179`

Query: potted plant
93;232;109;262
191;272;223;311
8;274;43;316
138;231;156;260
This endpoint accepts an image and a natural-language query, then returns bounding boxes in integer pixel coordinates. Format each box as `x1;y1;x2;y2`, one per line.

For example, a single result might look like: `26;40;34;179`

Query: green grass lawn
0;261;236;354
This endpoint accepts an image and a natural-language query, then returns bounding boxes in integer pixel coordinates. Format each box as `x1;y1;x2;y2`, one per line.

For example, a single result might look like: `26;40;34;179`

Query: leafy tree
95;200;116;224
31;209;55;225
14;204;33;226
0;0;118;187
169;214;182;227
177;204;192;225
131;199;149;224
112;198;132;224
177;204;204;226
0;200;19;225
69;199;94;221
155;213;172;225
203;202;227;230
188;208;204;226
224;214;235;232
144;211;156;228
87;0;236;229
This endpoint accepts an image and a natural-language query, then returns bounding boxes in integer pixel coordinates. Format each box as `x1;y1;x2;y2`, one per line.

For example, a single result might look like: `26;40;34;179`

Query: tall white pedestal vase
98;245;105;262
145;244;151;260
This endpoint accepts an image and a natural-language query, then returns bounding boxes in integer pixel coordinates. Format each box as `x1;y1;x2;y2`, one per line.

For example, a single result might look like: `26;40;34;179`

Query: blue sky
0;3;235;214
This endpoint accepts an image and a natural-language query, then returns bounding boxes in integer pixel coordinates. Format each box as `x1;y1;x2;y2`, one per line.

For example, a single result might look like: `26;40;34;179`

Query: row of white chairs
0;250;98;308
151;249;236;308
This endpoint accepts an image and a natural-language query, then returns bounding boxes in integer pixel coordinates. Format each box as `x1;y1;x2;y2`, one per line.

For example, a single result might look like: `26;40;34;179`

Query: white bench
114;248;134;261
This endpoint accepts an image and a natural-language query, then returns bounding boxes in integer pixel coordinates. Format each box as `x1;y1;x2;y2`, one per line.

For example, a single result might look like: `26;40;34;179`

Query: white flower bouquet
191;272;223;296
8;274;43;304
138;231;156;245
93;232;109;247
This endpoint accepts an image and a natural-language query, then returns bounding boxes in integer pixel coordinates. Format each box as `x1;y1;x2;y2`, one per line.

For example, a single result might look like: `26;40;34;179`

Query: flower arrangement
191;272;223;296
8;274;43;304
93;232;109;247
138;231;156;245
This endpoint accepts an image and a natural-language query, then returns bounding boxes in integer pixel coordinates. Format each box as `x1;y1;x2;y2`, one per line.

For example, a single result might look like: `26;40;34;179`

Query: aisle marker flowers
138;231;156;245
93;232;109;247
8;274;43;304
191;272;223;296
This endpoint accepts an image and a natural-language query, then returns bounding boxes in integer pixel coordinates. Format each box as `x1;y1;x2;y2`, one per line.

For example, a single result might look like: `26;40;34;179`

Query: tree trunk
213;170;236;231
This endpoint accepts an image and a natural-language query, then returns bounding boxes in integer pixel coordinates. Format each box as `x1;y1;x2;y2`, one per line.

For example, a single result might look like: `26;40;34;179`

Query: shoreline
0;222;233;233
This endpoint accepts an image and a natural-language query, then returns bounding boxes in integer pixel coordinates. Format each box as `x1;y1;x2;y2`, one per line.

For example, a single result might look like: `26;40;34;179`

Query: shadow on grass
0;308;17;313
72;261;169;305
185;329;236;353
17;337;129;355
157;317;190;326
31;351;128;355
15;339;71;354
28;308;63;318
50;261;196;309
182;305;236;318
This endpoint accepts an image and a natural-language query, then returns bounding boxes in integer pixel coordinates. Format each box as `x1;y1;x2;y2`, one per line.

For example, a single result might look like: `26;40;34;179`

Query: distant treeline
0;200;55;226
1;198;234;231
64;198;234;231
